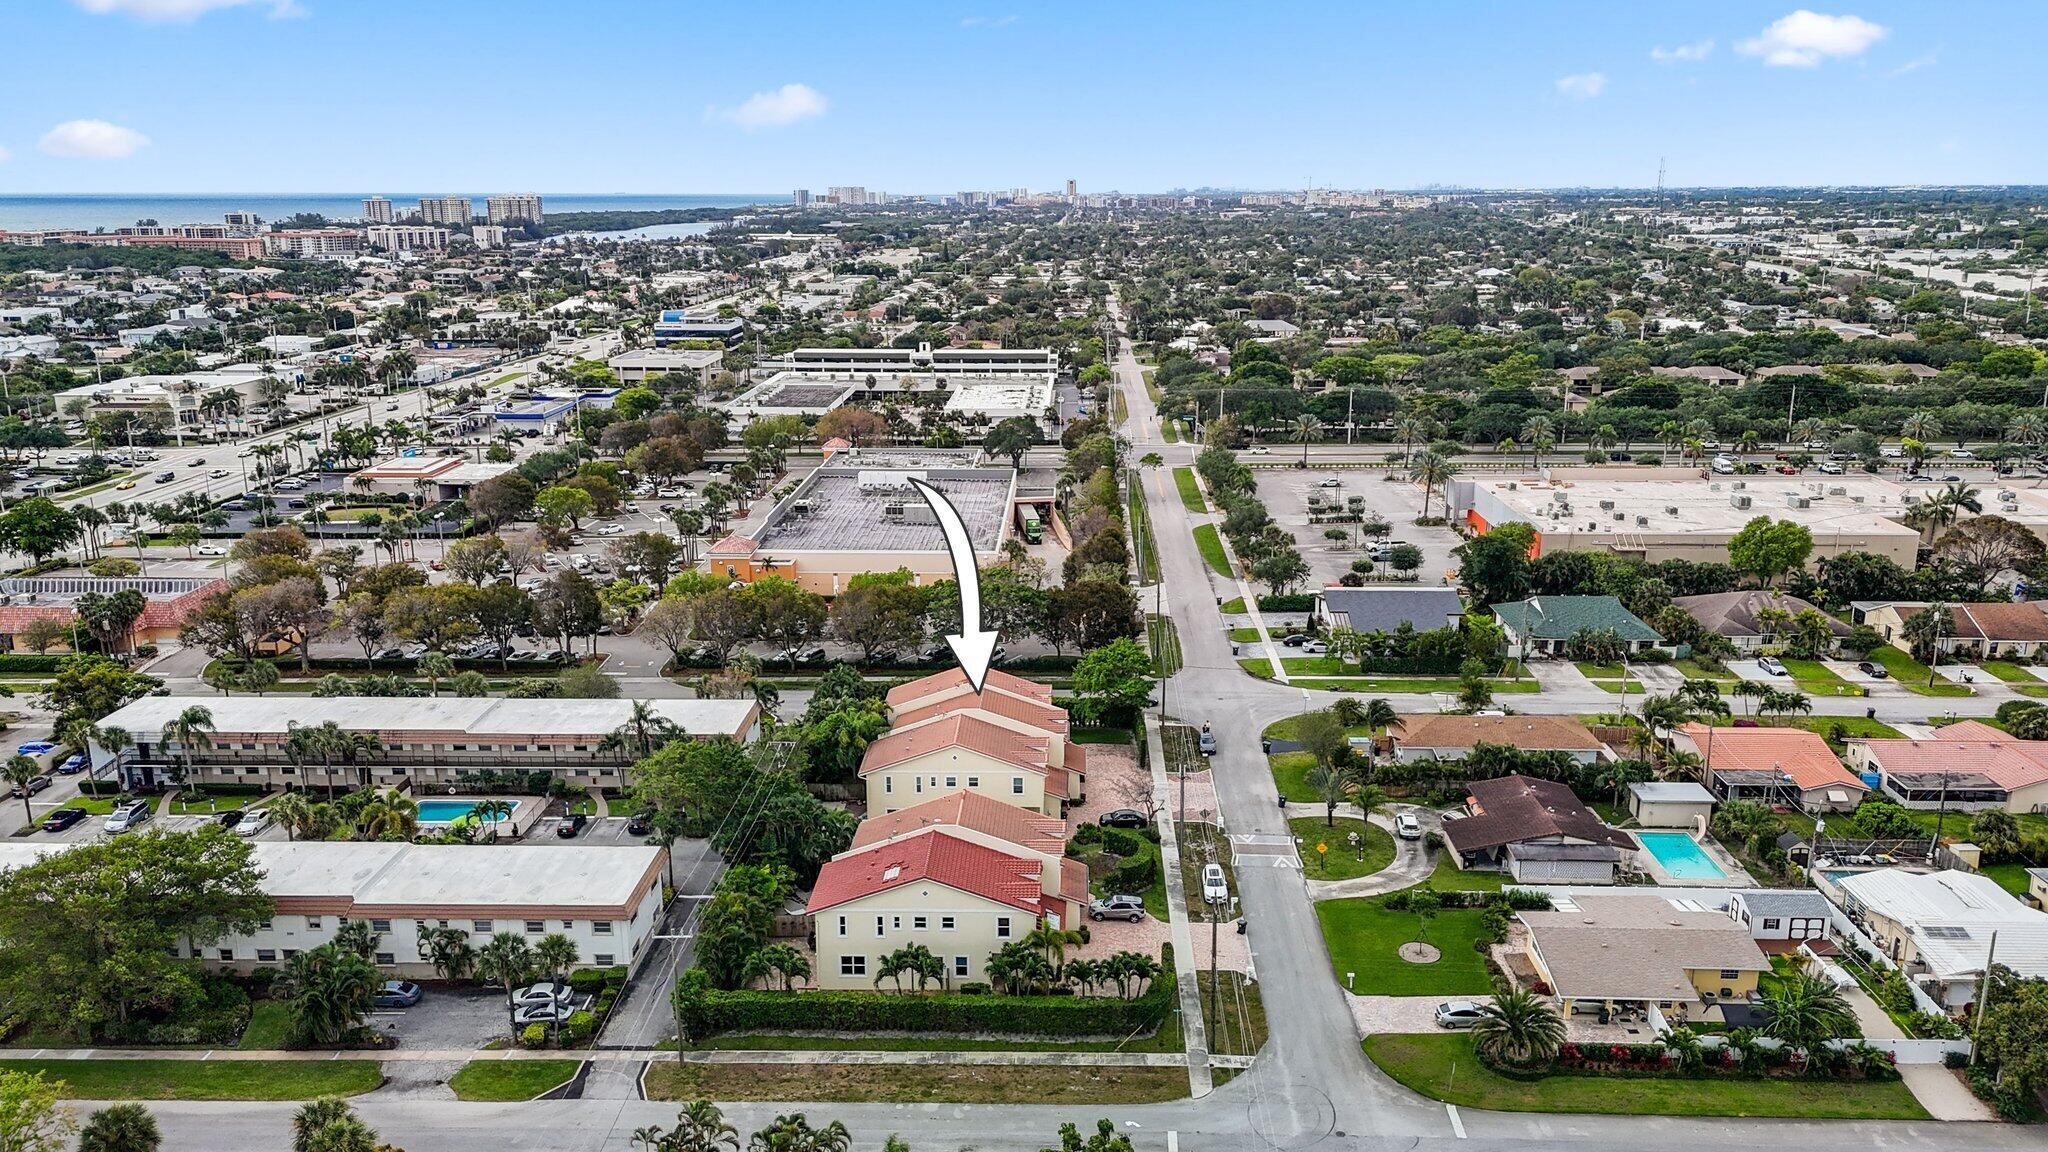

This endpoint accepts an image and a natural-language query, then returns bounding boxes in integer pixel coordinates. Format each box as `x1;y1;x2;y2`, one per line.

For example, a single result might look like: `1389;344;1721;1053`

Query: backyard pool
1636;831;1730;880
416;800;510;826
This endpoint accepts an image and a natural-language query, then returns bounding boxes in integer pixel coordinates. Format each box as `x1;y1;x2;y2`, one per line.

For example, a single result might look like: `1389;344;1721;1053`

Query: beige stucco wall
865;748;1053;817
811;884;1038;990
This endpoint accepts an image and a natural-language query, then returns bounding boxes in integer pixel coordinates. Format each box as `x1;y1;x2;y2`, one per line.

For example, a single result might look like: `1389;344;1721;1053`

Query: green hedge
679;964;1174;1040
0;655;70;673
1103;853;1158;895
1257;594;1316;612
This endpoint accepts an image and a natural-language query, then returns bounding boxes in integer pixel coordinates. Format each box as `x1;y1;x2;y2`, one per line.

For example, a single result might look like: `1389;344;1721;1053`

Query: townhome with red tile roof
889;686;1084;803
884;666;1055;713
845;789;1087;921
859;712;1066;817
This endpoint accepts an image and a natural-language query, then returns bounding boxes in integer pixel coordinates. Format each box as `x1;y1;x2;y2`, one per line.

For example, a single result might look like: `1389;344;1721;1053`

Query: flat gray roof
758;469;1012;553
96;696;758;741
1630;782;1717;803
252;842;662;912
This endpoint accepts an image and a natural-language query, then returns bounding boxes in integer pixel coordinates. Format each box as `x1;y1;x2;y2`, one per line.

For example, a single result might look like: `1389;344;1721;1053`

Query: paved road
120;299;2042;1149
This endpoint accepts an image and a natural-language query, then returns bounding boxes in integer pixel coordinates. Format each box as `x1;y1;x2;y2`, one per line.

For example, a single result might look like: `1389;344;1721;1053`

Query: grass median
1362;1033;1928;1120
449;1059;583;1101
1193;525;1232;577
644;1062;1187;1105
1173;467;1207;513
1291;816;1396;881
0;1059;383;1101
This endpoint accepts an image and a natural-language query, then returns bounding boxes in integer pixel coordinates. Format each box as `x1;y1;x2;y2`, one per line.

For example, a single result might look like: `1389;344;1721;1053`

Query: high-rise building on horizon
486;194;544;226
793;189;811;207
419;196;473;225
362;196;394;224
1066;179;1077;200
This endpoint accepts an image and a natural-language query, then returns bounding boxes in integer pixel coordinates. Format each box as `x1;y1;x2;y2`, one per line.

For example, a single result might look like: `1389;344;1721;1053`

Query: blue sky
0;1;2038;193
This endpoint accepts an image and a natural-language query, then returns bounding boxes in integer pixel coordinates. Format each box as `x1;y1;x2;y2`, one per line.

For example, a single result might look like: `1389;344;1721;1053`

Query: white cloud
1651;39;1714;62
1889;53;1937;76
705;83;828;130
1555;72;1608;100
39;119;151;159
1737;10;1887;67
72;0;303;20
0;145;10;165
960;14;1018;27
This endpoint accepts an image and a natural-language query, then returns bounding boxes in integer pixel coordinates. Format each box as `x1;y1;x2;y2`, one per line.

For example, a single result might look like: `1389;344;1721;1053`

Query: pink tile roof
884;667;1054;709
1862;724;2048;791
859;713;1050;777
848;789;1067;856
806;831;1047;916
1678;724;1869;794
706;534;758;556
892;688;1070;736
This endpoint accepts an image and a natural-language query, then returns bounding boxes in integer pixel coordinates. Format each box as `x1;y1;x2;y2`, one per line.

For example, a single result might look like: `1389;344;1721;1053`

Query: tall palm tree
533;933;580;982
1900;411;1942;444
1407;450;1456;520
476;931;536;1032
353;790;418;841
270;791;314;841
1518;415;1556;472
1290;414;1324;468
4;755;41;827
159;705;215;788
418;651;454;696
1471;987;1566;1065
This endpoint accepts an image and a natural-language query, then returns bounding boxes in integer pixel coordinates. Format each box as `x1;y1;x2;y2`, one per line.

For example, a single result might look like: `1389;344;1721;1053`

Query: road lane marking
1446;1104;1465;1138
1167;1132;1178;1152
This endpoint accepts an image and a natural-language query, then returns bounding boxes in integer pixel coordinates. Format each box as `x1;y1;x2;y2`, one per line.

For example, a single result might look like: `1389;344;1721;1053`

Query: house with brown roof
1519;894;1772;1025
1861;602;2048;660
1388;715;1608;766
1671;723;1869;812
885;666;1055;713
1670;590;1850;653
0;576;226;654
1848;720;2048;815
858;712;1066;817
1650;364;1746;386
1438;774;1636;883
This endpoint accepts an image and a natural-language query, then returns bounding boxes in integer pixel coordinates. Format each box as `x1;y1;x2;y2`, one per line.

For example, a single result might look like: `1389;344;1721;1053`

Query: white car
1317;478;1342;488
196;545;227;556
508;982;573;1009
1435;1001;1486;1029
1200;863;1229;903
209;469;230;478
1757;656;1788;677
235;810;273;837
1301;639;1329;654
1817;461;1845;475
1950;449;1977;460
105;800;152;835
1244;445;1270;455
1395;813;1424;841
513;1001;577;1026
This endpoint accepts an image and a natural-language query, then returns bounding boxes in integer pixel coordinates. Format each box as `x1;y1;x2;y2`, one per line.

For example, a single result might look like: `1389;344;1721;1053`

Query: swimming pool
1636;831;1730;880
416;800;510;826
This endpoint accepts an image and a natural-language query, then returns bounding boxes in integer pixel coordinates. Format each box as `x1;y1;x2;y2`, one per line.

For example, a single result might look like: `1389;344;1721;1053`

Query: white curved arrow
910;477;999;692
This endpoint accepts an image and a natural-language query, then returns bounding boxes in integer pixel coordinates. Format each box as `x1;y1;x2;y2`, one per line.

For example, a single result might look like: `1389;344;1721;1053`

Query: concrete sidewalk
5;1045;1200;1069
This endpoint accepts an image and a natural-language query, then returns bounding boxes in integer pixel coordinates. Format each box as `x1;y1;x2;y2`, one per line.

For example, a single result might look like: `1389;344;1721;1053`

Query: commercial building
468;225;507;249
1519;894;1773;1025
486;194;545;225
1848;720;2048;814
201;843;664;976
1448;468;1922;570
608;347;724;388
89;696;762;790
653;311;746;348
721;374;860;426
347;453;514;500
0;576;225;653
1672;724;1870;813
362;197;395;224
264;229;363;259
486;396;582;433
704;449;1017;596
1833;869;2048;1009
767;344;1056;378
367;225;450;254
942;378;1055;425
418;197;474;225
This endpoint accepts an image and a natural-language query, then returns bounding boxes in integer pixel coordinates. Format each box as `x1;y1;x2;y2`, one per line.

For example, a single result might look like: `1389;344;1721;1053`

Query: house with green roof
1490;595;1663;659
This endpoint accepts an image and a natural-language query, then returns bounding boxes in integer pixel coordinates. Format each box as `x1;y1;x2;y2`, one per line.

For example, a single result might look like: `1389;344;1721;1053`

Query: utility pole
1971;929;1999;1065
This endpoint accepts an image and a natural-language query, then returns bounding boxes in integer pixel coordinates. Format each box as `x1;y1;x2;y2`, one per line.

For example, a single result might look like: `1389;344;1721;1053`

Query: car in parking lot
1198;727;1218;755
105;799;152;834
625;811;652;836
217;809;245;829
1097;808;1149;829
373;981;424;1009
1200;863;1229;903
236;810;273;836
514;1001;577;1026
1280;632;1309;647
15;741;56;758
9;773;51;799
1395;813;1424;840
55;754;86;775
40;807;88;833
1301;638;1329;654
1435;1001;1486;1029
1757;656;1788;677
1089;895;1147;922
1857;660;1890;679
1818;461;1845;475
509;982;573;1009
196;544;227;556
1317;478;1342;488
556;813;589;838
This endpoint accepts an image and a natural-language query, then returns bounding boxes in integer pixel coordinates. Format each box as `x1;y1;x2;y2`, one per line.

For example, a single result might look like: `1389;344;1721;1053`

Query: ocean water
0;193;781;233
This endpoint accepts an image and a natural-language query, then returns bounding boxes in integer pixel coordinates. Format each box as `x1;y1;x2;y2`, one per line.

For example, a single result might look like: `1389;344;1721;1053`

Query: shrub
676;973;1175;1041
563;1010;597;1045
1102;854;1158;895
520;1023;549;1048
1099;827;1144;857
567;969;609;994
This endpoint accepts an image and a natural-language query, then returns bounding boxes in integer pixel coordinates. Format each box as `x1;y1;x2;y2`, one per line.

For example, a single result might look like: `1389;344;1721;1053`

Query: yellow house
806;830;1060;990
884;667;1056;717
1518;895;1770;1023
847;789;1086;920
858;713;1065;817
890;684;1084;803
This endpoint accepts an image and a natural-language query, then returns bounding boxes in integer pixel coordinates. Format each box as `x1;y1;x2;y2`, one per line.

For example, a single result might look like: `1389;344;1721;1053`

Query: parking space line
1446;1104;1465;1138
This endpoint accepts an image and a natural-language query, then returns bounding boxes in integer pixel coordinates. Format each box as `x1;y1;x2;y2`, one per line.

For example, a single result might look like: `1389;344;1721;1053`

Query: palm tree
1901;411;1942;444
476;931;536;1031
418;651;454;696
4;754;41;826
159;705;215;787
1407;450;1456;520
276;943;378;1047
1518;415;1556;472
1471;986;1566;1065
1392;413;1434;461
638;1101;740;1152
741;944;812;991
1290;414;1324;467
1759;971;1855;1054
474;797;514;840
421;925;476;980
353;790;419;841
2007;412;2047;461
1021;924;1085;974
78;1102;161;1152
291;1099;356;1152
270;790;315;841
1362;697;1397;732
533;932;580;982
746;1115;851;1152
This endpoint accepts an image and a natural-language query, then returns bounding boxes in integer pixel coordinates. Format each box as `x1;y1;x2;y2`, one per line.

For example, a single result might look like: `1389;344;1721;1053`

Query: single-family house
1519;894;1773;1025
1650;364;1746;386
858;713;1065;818
1310;587;1464;636
1847;720;2048;814
1860;602;2048;660
1727;890;1832;946
1490;595;1662;659
1670;590;1850;653
1387;715;1608;766
1438;774;1635;883
1833;868;2048;1009
1672;723;1870;813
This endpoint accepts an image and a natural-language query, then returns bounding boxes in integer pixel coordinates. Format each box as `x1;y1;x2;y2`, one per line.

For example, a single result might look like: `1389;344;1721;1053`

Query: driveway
1348;994;1453;1036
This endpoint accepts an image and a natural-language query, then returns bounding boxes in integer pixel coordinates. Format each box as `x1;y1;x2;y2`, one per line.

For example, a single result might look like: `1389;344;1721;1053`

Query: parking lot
1252;467;1465;588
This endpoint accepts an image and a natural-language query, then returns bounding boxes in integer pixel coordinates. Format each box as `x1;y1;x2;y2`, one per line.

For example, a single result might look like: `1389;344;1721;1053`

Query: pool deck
412;794;545;839
1631;830;1755;888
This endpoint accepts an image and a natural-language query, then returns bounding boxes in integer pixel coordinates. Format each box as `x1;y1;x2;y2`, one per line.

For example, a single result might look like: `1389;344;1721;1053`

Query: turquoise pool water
1636;831;1729;880
416;800;509;825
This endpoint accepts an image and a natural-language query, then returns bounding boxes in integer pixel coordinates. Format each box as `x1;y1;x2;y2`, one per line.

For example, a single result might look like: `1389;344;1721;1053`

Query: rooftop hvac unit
1551;491;1569;504
1901;494;1920;505
1599;499;1616;510
790;500;813;516
1731;494;1753;510
1505;481;1518;490
1710;482;1722;492
1665;506;1680;516
1614;511;1626;521
1787;496;1811;509
1999;490;2018;502
1587;521;1599;530
1731;480;1747;490
883;503;905;517
1636;516;1650;527
1848;495;1866;503
1828;486;1847;496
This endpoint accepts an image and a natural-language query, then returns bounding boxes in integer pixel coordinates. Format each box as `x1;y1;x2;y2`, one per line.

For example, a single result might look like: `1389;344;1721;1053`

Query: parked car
514;1001;577;1026
14;741;56;757
1435;1001;1486;1029
625;811;652;836
1757;656;1788;677
509;982;573;1009
1089;895;1147;923
557;812;589;838
217;809;245;828
1394;813;1424;841
41;808;88;833
1817;461;1846;475
373;981;424;1009
236;810;273;837
1200;863;1229;903
1317;478;1342;488
1097;808;1149;829
1281;632;1309;648
1857;660;1890;679
55;753;86;775
1301;639;1329;654
1198;727;1218;755
105;800;152;834
9;774;51;799
196;544;228;556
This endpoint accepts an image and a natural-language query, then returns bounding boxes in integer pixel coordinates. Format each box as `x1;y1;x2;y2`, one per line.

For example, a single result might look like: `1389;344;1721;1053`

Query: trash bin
1866;706;1876;720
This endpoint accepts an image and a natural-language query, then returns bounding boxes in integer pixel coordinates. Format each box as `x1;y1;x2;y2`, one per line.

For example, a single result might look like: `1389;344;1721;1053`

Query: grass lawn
1173;467;1207;513
1672;658;1741;683
1315;901;1493;995
688;1018;1181;1053
1244;663;1536;693
1291;816;1396;880
1362;1034;1928;1120
0;1059;383;1100
1161;420;1179;443
644;1062;1187;1105
1072;727;1135;745
1148;615;1183;677
1229;627;1264;642
1272;751;1316;803
1219;597;1248;614
1982;862;2033;897
1193;525;1232;577
1867;646;1973;697
1426;854;1505;892
1198;971;1267;1058
237;1000;292;1049
48;796;118;816
1981;661;2048;697
1778;659;1866;698
1127;478;1159;584
1759;715;1904;745
448;1059;582;1101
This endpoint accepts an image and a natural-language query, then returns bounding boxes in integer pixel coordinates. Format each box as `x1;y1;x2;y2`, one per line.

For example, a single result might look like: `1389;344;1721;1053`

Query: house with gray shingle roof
1489;595;1662;659
1311;587;1464;636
